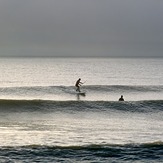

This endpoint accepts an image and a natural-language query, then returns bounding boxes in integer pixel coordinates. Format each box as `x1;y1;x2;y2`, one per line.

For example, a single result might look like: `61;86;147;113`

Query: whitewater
0;57;163;162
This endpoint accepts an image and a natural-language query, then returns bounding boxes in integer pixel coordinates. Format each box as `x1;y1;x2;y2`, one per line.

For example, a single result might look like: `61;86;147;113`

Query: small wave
0;99;162;113
48;141;163;149
1;141;163;150
0;142;162;162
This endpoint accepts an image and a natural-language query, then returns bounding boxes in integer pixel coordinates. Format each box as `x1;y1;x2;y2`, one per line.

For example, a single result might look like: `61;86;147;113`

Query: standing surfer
75;78;83;92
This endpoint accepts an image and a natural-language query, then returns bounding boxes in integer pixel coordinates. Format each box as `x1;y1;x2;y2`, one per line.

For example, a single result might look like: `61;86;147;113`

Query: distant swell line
0;142;162;162
1;141;163;149
0;141;163;154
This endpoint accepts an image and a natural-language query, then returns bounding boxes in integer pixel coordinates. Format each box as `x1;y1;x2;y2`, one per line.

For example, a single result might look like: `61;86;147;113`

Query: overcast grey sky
0;0;163;57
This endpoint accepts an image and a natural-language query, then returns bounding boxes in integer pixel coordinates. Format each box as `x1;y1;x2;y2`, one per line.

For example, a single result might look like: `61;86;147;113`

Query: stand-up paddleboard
76;92;86;96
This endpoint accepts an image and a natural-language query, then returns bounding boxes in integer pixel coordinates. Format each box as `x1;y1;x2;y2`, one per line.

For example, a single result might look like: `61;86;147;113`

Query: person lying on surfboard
75;78;83;92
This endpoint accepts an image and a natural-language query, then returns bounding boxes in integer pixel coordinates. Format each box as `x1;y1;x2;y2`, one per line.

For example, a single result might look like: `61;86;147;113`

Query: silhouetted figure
75;78;83;92
119;95;124;101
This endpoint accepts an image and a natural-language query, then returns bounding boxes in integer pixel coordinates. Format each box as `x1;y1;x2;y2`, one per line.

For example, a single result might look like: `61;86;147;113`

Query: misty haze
0;0;162;57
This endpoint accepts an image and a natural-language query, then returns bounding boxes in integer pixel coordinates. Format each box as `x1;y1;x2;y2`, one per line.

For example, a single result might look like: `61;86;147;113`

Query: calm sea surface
0;57;162;162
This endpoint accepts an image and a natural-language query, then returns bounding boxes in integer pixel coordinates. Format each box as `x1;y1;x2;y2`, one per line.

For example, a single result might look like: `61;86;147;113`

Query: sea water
0;57;162;162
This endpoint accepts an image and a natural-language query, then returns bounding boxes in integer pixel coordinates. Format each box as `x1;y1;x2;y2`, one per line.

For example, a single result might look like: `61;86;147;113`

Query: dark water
0;143;163;163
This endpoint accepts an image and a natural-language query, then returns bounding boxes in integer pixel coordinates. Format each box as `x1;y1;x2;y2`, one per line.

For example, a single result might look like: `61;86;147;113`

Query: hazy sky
0;0;163;57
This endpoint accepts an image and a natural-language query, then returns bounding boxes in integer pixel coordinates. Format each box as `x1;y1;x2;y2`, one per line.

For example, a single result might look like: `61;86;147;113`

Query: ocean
0;57;162;163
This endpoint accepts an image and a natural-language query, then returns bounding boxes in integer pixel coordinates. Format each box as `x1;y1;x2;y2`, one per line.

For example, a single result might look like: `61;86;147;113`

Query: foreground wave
0;99;162;113
0;142;162;162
